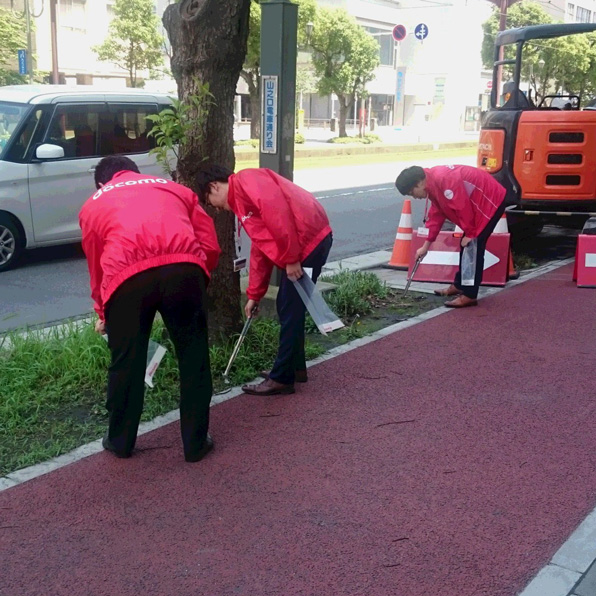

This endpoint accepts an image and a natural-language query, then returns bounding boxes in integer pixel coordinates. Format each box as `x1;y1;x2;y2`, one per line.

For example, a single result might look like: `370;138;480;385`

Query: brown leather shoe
260;369;308;383
434;284;463;297
445;295;478;308
242;378;295;395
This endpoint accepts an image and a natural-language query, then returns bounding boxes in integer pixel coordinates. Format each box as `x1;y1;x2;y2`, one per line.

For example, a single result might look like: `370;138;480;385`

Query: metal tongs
222;307;257;385
402;256;423;298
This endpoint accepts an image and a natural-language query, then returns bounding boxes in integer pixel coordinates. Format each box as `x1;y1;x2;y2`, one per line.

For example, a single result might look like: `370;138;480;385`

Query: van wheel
0;215;24;272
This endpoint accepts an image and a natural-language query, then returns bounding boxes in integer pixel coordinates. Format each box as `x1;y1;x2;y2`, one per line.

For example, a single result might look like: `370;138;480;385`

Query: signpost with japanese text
259;0;298;181
261;76;278;154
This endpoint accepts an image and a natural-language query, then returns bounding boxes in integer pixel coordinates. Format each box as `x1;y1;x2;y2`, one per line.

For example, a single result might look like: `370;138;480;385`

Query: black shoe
185;434;214;463
102;433;132;458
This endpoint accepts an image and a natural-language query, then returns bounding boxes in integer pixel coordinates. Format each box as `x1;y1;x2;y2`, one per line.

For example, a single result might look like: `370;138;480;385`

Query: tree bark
163;0;251;338
338;95;350;138
240;69;261;139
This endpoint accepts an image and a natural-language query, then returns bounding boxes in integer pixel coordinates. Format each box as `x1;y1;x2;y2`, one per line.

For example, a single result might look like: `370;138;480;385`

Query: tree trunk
338;95;350;138
241;69;260;139
163;0;251;338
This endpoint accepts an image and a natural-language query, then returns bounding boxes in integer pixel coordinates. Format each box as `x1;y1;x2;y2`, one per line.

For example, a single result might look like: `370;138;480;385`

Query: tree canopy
93;0;164;88
310;7;379;136
482;1;596;103
0;7;27;86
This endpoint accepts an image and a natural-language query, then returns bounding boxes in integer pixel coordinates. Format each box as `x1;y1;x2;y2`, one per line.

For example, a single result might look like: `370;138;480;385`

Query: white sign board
261;75;278;154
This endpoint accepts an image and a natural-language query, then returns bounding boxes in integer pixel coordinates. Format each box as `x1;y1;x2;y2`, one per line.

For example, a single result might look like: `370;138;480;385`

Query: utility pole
24;0;33;83
491;0;521;99
49;0;59;84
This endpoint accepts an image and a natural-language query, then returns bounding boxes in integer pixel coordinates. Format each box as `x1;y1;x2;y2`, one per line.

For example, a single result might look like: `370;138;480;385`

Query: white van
0;86;173;271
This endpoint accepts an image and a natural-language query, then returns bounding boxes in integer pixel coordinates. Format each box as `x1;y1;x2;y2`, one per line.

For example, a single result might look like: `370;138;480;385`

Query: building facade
2;0;491;133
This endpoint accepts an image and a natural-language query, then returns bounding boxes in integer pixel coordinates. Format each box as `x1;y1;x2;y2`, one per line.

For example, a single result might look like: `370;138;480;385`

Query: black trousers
453;201;507;299
269;233;333;385
104;263;212;459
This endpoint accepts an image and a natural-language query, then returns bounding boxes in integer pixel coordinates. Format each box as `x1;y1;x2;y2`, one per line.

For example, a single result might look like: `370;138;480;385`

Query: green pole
259;0;298;181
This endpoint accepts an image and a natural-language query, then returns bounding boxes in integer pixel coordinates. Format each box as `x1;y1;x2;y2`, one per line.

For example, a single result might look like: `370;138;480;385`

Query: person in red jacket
395;164;506;308
79;155;221;462
195;165;333;396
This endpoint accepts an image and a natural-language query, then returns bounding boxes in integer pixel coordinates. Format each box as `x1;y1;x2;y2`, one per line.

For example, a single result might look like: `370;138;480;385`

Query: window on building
576;6;591;21
59;0;86;31
364;27;394;67
567;2;575;19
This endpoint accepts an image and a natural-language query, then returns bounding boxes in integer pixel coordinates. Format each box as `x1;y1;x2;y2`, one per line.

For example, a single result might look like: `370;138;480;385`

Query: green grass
0;270;436;476
0;317;323;476
513;252;537;271
235;146;476;172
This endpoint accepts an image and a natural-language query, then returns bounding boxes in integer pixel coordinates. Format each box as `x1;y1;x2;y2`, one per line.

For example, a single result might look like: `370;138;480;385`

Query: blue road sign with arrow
414;23;429;41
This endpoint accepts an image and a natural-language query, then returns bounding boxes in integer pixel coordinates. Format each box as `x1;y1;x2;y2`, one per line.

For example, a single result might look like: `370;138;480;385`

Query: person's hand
286;262;303;281
461;236;472;247
245;299;260;319
95;319;106;334
415;246;429;261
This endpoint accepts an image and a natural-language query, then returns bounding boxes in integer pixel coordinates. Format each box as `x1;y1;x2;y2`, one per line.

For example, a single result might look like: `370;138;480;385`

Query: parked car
0;85;173;271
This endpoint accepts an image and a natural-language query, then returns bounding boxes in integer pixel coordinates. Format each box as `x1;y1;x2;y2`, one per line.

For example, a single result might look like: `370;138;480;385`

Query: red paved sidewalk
1;264;596;596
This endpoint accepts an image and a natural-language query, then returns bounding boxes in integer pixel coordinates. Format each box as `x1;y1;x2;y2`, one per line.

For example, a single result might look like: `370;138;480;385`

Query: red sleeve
244;171;301;265
246;243;274;301
425;202;446;243
190;198;221;274
80;219;106;322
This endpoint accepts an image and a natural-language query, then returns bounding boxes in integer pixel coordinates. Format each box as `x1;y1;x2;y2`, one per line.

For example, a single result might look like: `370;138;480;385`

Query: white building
292;0;492;132
0;0;175;90
2;0;492;132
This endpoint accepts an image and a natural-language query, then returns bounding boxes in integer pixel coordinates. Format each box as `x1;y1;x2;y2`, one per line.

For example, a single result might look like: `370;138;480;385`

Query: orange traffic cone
388;198;413;270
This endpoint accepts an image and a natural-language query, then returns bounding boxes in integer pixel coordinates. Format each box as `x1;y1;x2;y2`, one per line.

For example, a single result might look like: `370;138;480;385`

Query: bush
295;133;305;144
320;270;388;319
327;134;382;145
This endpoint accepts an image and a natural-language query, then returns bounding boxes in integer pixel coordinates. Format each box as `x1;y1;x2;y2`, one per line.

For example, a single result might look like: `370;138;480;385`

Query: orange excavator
477;23;596;236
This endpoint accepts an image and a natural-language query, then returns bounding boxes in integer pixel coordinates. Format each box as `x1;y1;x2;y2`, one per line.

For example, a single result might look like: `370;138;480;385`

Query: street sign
18;50;27;75
487;81;493;89
414;23;429;41
392;24;407;42
261;75;278;155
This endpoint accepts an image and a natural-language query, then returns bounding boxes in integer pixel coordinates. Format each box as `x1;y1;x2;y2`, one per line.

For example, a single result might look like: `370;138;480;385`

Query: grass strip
0;270;441;476
236;147;476;172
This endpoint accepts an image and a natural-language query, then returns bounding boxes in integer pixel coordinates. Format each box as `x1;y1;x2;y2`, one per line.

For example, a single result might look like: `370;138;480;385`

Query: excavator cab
477;23;596;235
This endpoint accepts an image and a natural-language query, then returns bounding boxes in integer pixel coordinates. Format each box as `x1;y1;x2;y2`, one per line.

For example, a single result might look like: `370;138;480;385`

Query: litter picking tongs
403;256;423;297
222;307;257;385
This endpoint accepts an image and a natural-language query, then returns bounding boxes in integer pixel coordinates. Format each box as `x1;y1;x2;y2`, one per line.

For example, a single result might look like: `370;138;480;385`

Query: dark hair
194;164;234;203
94;155;140;188
395;165;425;196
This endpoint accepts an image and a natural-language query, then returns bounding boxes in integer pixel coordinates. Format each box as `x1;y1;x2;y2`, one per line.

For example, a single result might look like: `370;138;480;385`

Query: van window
2;107;46;162
44;104;103;159
102;104;158;156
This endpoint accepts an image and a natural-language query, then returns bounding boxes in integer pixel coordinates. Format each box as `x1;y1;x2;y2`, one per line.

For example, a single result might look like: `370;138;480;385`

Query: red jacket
79;171;220;321
424;165;506;242
229;169;332;301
